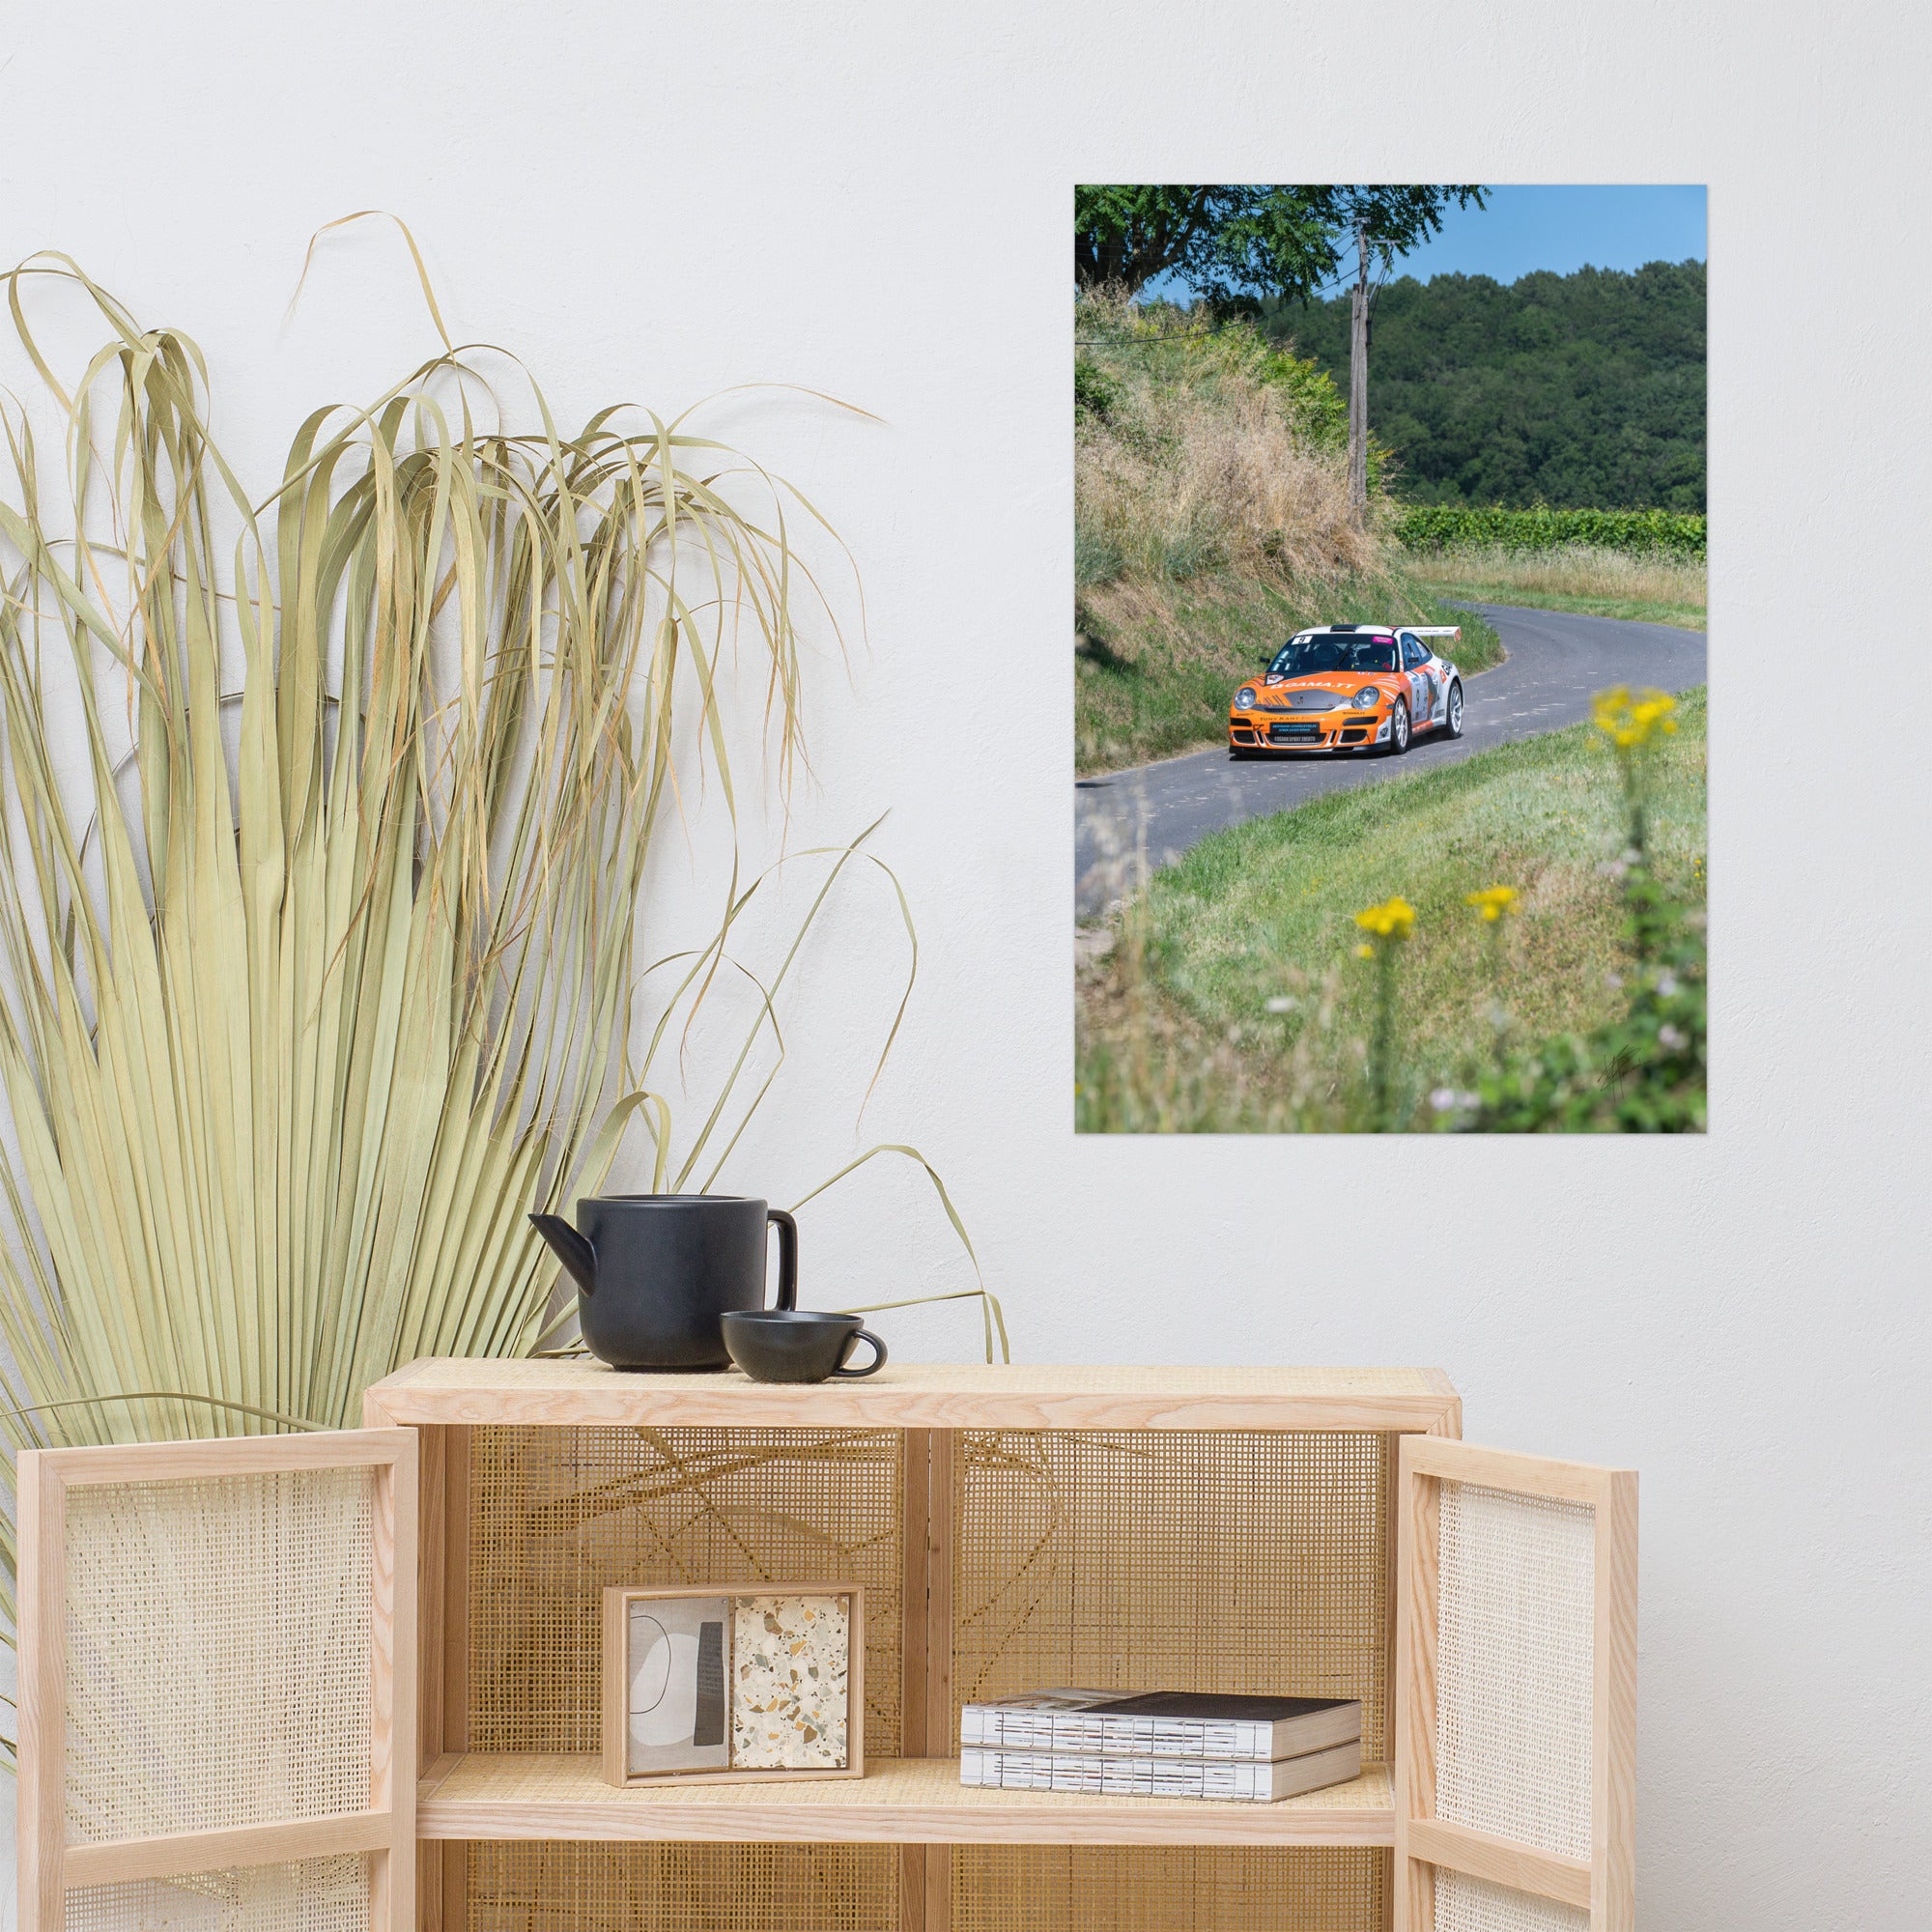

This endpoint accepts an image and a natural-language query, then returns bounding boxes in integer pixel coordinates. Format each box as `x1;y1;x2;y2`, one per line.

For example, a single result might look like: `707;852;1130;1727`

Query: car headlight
1235;688;1257;711
1351;687;1381;709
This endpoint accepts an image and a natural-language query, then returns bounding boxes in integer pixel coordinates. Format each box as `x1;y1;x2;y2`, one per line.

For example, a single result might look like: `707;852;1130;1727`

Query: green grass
1075;568;1502;776
1408;543;1707;632
1420;579;1706;630
1076;687;1706;1131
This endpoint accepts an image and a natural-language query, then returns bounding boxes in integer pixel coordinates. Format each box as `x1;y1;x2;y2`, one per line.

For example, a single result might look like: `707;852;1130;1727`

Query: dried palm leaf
0;238;999;1766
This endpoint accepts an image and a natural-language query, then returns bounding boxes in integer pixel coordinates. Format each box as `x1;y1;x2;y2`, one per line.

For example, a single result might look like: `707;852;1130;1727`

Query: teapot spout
529;1212;598;1296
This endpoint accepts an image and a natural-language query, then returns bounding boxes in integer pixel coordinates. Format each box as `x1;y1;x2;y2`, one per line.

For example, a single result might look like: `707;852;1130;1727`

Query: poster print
1073;185;1707;1132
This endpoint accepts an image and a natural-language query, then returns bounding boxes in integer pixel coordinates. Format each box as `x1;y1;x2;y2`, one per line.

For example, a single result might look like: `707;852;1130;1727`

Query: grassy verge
1076;687;1706;1132
1076;568;1502;776
1408;543;1706;631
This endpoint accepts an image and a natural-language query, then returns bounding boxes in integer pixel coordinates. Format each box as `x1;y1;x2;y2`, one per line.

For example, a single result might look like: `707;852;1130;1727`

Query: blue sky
1388;185;1705;285
1138;185;1705;302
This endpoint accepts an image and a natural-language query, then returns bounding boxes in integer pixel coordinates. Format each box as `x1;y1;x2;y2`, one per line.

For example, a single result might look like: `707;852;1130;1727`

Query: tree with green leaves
1073;186;1340;306
1326;187;1486;508
1270;261;1707;511
1075;185;1487;510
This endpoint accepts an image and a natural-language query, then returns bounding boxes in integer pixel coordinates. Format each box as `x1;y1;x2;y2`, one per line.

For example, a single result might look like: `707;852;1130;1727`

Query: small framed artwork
601;1583;865;1787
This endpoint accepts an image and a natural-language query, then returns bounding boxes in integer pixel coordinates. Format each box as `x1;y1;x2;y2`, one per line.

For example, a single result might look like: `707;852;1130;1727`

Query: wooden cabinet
17;1362;1634;1932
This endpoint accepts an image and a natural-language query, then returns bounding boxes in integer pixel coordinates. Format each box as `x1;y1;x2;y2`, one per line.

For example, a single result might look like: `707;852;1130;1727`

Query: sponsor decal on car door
1406;642;1434;724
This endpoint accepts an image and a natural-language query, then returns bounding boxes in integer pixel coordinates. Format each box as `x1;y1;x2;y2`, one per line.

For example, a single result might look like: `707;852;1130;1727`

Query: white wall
4;1;1929;1925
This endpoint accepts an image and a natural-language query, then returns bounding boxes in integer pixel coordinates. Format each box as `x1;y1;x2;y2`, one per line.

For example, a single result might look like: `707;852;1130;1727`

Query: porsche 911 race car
1227;624;1465;757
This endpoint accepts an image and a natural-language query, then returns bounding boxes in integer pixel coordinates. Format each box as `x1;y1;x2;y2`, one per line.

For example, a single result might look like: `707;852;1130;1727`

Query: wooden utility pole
1348;211;1372;514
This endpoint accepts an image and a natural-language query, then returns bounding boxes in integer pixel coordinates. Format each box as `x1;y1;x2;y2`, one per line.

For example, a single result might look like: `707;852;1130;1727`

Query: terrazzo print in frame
731;1593;853;1770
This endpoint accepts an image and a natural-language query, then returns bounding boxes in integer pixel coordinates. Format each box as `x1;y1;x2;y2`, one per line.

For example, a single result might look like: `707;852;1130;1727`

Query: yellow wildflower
1354;896;1416;941
1355;943;1374;959
1593;686;1678;748
1464;885;1519;923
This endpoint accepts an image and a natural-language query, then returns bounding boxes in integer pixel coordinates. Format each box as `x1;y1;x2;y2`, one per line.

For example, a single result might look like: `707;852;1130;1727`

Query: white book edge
958;1737;1364;1804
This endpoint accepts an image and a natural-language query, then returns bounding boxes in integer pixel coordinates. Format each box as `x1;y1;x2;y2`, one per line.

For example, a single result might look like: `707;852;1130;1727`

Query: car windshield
1267;634;1399;678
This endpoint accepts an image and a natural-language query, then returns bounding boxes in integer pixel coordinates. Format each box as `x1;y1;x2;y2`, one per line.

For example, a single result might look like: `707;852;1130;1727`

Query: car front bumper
1228;711;1390;752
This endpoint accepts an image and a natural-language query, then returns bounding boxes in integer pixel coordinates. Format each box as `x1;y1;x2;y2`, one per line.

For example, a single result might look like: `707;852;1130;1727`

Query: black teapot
529;1194;798;1371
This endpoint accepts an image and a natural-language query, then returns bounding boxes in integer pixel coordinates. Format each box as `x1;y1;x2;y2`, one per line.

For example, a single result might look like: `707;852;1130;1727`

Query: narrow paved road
1074;603;1706;920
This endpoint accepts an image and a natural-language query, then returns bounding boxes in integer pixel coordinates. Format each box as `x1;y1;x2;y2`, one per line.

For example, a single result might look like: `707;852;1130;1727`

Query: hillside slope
1075;297;1498;773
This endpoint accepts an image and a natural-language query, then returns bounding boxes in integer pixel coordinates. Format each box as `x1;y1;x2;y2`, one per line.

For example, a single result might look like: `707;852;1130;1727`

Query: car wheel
1384;699;1410;755
1442;680;1463;740
1230;747;1259;760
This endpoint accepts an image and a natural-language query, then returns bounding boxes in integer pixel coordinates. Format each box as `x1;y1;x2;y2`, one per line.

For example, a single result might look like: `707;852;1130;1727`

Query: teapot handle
767;1208;798;1311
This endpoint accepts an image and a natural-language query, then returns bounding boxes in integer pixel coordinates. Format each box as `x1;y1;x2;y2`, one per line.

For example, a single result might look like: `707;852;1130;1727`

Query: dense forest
1271;260;1705;510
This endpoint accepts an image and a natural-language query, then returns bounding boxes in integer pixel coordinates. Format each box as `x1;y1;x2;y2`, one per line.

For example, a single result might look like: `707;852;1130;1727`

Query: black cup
721;1310;888;1383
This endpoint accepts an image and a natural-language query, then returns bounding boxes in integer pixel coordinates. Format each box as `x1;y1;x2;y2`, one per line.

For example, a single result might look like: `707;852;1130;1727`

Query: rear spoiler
1411;627;1462;639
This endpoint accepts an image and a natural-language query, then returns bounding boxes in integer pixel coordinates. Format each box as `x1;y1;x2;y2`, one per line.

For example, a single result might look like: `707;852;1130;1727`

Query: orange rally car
1228;624;1465;758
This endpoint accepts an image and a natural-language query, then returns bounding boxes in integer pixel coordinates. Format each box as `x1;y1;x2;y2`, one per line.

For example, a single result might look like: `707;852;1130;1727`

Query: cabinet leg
900;1847;925;1932
924;1844;951;1932
418;1842;465;1932
902;1845;950;1932
901;1428;953;1932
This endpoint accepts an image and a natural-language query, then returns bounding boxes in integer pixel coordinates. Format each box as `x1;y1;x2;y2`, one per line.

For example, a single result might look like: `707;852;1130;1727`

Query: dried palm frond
0;240;998;1766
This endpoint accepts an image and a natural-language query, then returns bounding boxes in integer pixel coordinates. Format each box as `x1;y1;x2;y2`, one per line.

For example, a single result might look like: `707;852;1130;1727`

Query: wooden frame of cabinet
14;1429;417;1932
1394;1435;1638;1932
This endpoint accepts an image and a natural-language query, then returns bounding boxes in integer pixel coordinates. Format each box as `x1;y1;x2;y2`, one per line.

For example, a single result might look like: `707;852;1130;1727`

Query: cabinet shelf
367;1356;1463;1434
415;1752;1395;1848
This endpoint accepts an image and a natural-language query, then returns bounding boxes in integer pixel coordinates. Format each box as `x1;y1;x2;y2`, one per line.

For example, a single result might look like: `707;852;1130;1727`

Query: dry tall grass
1078;384;1378;585
1075;296;1378;591
1417;542;1706;611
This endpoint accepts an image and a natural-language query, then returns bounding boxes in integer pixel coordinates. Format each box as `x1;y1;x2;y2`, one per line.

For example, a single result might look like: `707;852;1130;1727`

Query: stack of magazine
958;1689;1362;1804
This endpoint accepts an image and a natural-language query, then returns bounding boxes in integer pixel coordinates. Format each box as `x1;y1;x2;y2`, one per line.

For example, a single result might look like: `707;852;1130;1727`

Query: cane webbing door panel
1395;1439;1635;1932
16;1430;417;1932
